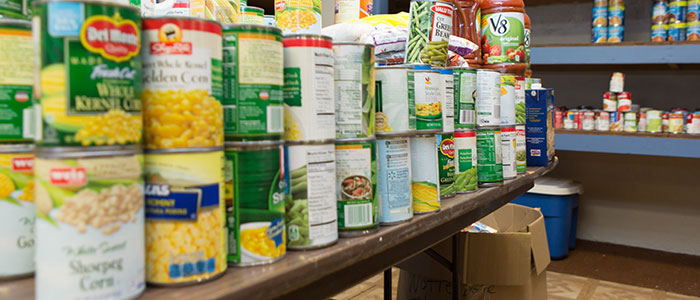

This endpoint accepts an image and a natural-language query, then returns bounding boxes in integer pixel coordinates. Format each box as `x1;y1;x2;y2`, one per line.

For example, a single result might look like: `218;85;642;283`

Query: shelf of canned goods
0;158;557;300
531;42;700;65
555;129;700;158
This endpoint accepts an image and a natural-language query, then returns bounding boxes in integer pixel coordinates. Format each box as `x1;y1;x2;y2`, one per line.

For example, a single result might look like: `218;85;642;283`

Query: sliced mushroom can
335;138;378;236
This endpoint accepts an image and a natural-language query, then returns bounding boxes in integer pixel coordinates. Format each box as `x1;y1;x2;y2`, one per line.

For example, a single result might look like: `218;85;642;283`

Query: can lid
0;143;34;153
225;140;283;149
222;23;282;35
0;18;31;27
333;41;375;48
283;33;333;42
284;139;335;146
37;146;142;159
145;147;224;154
336;137;377;143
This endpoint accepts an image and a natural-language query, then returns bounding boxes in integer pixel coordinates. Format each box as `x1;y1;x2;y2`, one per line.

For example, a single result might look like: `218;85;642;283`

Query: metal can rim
282;33;333;42
376;131;418;138
412;133;437;138
284;139;335;146
333;41;376;48
335;137;376;144
376;65;412;70
0;144;34;153
36;146;141;159
476;126;502;131
143;16;222;27
222;23;282;35
224;140;283;150
0;18;32;27
242;5;264;11
33;0;140;13
144;147;224;154
438;131;455;135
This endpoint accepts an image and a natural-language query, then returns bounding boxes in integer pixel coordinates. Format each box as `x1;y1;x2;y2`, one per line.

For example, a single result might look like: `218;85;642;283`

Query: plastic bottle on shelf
452;0;482;65
524;11;532;77
480;0;527;76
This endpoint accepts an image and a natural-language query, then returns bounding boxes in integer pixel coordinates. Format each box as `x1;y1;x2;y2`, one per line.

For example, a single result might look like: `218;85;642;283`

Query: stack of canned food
651;0;699;42
592;0;625;43
557;106;700;134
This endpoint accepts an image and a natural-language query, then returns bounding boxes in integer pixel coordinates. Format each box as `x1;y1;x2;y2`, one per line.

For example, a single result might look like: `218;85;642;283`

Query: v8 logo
488;14;511;36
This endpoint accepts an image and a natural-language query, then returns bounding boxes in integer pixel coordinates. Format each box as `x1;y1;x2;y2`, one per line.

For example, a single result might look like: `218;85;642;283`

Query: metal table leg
384;269;392;300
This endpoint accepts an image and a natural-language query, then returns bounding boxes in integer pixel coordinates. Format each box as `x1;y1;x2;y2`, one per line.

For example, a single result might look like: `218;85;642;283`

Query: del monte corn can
34;1;142;147
0;19;36;143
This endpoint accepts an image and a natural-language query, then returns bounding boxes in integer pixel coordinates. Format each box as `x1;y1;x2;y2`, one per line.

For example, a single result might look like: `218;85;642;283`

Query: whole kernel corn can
144;148;227;285
33;1;143;147
410;134;440;214
222;24;284;142
142;17;224;150
275;0;323;35
0;144;35;280
34;147;145;300
224;141;286;266
0;19;36;143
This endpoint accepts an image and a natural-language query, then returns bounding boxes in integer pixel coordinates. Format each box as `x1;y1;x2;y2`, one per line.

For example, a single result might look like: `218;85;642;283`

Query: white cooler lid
527;177;583;195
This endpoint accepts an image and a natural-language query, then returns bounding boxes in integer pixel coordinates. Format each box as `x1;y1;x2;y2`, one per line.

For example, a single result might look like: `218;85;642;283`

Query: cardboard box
525;88;555;166
397;204;551;300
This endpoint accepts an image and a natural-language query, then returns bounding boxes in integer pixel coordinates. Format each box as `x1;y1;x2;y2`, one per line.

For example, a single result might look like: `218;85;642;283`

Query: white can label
476;70;501;126
501;129;517;179
442;73;455;132
410;136;440;213
377;137;413;223
376;68;416;133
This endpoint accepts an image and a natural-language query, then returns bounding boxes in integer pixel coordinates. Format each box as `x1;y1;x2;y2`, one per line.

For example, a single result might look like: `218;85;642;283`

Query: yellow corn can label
275;0;323;34
0;151;35;278
144;149;227;284
34;152;145;300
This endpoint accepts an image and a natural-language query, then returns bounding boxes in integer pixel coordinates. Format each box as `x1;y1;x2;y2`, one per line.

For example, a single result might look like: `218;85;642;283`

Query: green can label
35;2;142;146
481;11;525;65
335;140;378;231
0;21;35;142
437;133;455;198
476;129;503;183
223;26;284;141
454;68;476;129
0;0;24;18
225;145;286;265
454;131;478;193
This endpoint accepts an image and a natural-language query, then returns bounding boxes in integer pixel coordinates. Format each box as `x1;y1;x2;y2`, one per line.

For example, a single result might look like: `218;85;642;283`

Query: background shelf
555;129;700;158
531;42;700;65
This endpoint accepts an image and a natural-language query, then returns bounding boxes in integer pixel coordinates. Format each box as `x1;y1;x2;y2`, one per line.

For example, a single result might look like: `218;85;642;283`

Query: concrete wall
547;151;700;255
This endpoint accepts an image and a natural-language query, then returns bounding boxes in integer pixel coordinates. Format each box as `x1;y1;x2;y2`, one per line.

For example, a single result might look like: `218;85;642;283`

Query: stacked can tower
592;0;609;43
651;0;669;41
689;0;700;40
592;0;625;43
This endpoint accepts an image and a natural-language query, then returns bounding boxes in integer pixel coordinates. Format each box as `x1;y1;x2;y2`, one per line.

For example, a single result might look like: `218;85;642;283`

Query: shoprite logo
80;13;140;63
150;23;192;55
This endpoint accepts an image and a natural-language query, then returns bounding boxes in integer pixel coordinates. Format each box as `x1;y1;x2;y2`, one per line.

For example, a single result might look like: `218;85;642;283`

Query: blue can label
651;24;668;42
687;22;700;40
668;22;687;41
652;1;669;24
592;26;607;43
377;137;413;224
607;26;624;43
669;0;687;23
592;6;607;26
608;6;625;26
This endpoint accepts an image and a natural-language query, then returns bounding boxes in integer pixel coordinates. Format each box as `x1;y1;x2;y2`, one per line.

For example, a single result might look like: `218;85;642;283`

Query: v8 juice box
525;88;554;166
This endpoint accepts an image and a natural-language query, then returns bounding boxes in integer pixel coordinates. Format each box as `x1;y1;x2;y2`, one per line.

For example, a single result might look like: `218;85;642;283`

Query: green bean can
0;19;36;142
454;130;477;193
222;24;284;142
335;138;378;236
0;0;24;18
453;68;477;130
284;141;338;250
436;132;455;199
224;141;286;266
34;1;142;147
476;127;503;187
515;124;526;174
405;0;453;67
334;42;375;139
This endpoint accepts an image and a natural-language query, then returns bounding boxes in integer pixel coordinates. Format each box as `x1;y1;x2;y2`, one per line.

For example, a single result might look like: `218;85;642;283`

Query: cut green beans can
454;130;478;193
437;132;455;199
333;42;375;139
453;68;477;130
335;138;378;236
405;0;454;67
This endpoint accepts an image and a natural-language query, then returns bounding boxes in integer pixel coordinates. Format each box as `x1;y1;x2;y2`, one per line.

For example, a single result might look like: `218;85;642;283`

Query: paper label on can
515;77;526;124
377;138;413;223
415;71;443;130
275;0;323;34
410;136;440;213
501;129;517;178
334;45;375;138
454;132;477;192
376;68;416;133
441;74;455;132
0;21;35;141
437;133;455;197
455;70;476;129
515;126;526;172
0;153;35;277
477;130;503;182
476;71;501;126
500;76;516;125
335;142;377;230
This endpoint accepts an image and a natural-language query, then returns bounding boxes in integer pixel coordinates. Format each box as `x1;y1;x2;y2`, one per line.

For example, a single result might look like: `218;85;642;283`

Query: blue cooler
512;177;582;259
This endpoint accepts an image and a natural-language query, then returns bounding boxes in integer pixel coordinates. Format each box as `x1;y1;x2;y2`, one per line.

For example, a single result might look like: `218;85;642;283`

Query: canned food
608;5;625;26
410;134;440;214
264;15;276;27
35;148;145;299
617;92;631;112
413;65;443;131
669;112;684;133
607;25;624;43
437;132;455;199
476;127;503;187
405;0;453;67
334;42;376;139
646;110;662;133
610;112;622;131
669;21;687;41
592;5;608;27
574;110;583;130
515;76;526;124
241;6;265;25
603;92;617;112
454;131;477;194
638;112;647;132
436;68;455;132
689;1;700;40
476;69;501;126
335;138;378;236
35;1;142;147
224;142;286;266
554;110;563;129
500;126;516;180
453;68;476;130
623;112;637;132
0;144;34;280
583;111;596;130
563;110;575;129
596;111;610;131
141;0;240;22
335;0;373;23
284;141;338;250
688;111;700;133
688;22;700;41
662;111;670;132
142;18;223;149
0;19;35;142
0;0;26;18
283;34;335;141
653;0;669;24
500;75;516;125
515;125;526;174
375;66;416;134
592;26;608;43
222;24;284;141
669;0;687;23
376;134;413;225
651;24;668;42
144;148;226;285
275;0;323;34
594;0;607;7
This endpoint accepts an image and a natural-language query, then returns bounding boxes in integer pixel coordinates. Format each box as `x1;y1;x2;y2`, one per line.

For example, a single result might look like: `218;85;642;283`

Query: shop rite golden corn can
142;17;224;150
0;144;35;280
34;1;143;147
144;148;227;285
34;148;145;300
0;19;36;143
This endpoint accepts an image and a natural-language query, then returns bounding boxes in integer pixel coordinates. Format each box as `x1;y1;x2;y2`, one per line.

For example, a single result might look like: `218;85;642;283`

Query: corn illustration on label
333;44;375;139
414;69;442;131
375;67;416;134
335;140;378;232
222;25;284;141
284;143;337;249
0;151;35;278
377;136;413;224
282;36;335;141
34;2;143;147
0;21;36;142
437;133;455;199
454;131;477;193
34;152;145;300
453;68;476;130
476;128;503;184
275;0;322;34
144;150;227;284
142;18;224;149
410;135;440;214
224;144;286;265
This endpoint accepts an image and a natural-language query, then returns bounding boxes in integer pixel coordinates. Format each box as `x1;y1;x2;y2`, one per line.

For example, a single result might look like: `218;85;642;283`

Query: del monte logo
80;13;140;63
440;138;454;158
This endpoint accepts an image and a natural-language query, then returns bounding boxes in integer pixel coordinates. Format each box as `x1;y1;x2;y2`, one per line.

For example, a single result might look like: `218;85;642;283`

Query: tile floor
331;269;700;300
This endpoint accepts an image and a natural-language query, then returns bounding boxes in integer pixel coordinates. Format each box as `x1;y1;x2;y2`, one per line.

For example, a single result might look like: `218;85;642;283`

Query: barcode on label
344;203;372;228
459;110;475;124
267;105;283;133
